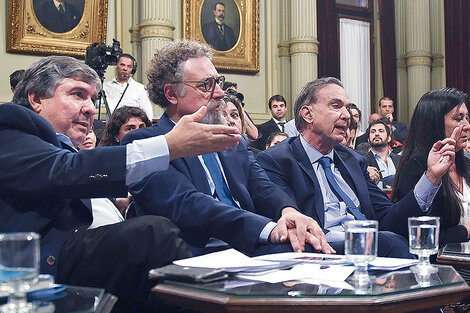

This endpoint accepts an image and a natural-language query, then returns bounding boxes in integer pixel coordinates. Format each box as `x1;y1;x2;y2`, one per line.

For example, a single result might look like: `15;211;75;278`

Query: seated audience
0;55;242;312
99;106;152;146
9;69;25;93
266;132;288;149
253;95;288;150
349;103;364;147
284;119;299;137
123;40;334;257
257;77;456;257
378;96;408;143
355;112;382;147
78;128;97;150
341;112;357;149
379;117;404;154
366;119;401;188
223;82;259;140
393;88;470;246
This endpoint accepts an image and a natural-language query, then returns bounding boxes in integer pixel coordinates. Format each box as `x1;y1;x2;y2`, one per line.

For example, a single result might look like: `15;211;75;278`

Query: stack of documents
174;249;418;284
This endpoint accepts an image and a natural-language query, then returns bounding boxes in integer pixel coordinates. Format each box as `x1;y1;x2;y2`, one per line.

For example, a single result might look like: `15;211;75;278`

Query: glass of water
0;232;40;313
408;216;440;275
344;220;378;286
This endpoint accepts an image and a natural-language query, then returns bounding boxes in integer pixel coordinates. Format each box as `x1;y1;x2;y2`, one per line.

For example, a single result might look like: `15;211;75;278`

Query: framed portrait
183;0;259;73
7;0;108;58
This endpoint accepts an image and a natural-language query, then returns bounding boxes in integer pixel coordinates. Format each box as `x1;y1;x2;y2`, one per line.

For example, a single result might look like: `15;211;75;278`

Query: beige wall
0;0;271;123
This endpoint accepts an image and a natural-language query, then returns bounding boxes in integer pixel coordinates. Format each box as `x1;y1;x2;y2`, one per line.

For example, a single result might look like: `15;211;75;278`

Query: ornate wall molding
406;52;432;67
139;20;174;40
289;38;319;55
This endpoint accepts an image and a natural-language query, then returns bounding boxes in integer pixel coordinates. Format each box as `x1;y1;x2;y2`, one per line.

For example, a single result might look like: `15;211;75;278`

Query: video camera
85;39;122;79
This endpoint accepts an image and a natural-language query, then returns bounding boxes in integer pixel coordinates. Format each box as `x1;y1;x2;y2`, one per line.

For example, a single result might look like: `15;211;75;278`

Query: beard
199;99;228;125
369;138;388;148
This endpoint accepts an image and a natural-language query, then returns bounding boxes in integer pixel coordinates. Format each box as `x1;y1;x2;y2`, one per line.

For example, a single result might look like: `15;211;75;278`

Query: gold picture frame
183;0;259;73
7;0;108;58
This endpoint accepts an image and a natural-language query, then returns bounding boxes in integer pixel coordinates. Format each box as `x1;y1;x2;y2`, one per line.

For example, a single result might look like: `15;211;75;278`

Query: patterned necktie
278;122;285;132
218;24;224;35
202;153;237;207
318;157;366;220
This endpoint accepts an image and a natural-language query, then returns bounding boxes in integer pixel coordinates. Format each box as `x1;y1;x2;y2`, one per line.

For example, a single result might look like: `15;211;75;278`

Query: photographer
103;53;153;120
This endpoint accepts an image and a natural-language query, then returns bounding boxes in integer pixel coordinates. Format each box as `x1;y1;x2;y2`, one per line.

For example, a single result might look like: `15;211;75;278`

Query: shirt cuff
125;135;170;185
259;221;277;243
414;173;441;213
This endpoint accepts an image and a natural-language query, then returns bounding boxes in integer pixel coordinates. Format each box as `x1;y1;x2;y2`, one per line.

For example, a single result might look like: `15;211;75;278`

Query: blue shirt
299;135;440;243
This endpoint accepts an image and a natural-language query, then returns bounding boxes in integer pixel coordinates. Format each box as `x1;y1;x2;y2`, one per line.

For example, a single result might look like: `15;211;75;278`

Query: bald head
368;113;382;125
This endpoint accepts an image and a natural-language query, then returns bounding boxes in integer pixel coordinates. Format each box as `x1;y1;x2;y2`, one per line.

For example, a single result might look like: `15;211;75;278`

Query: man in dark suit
122;40;334;257
253;95;288;150
366;119;401;187
378;96;408;143
34;0;82;33
257;77;456;257
202;2;237;51
0;56;242;312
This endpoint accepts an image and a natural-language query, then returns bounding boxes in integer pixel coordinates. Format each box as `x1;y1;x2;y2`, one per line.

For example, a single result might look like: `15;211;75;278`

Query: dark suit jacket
394;151;469;245
366;150;401;181
202;21;237;51
34;0;82;33
0;103;127;275
121;113;297;255
392;121;408;143
256;137;424;238
253;119;282;151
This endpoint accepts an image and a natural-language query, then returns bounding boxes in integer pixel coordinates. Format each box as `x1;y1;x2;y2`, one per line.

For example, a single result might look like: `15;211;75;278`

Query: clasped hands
269;207;335;254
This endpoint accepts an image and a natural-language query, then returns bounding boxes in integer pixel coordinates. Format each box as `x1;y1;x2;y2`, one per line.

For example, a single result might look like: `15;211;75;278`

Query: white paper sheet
174;249;275;270
236;263;355;284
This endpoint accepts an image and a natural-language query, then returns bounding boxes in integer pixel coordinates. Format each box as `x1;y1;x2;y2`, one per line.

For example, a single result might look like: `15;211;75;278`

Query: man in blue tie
257;77;459;257
122;40;335;256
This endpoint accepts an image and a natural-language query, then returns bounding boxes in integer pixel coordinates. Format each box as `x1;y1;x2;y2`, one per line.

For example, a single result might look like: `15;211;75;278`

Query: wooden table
152;265;470;312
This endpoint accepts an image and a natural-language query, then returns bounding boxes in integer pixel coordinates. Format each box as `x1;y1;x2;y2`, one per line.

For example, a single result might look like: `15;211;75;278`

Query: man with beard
202;2;237;51
121;40;334;257
366;119;401;188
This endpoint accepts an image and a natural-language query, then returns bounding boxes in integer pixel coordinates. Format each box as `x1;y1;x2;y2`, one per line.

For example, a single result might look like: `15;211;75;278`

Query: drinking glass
0;232;40;313
344;220;378;286
408;216;440;275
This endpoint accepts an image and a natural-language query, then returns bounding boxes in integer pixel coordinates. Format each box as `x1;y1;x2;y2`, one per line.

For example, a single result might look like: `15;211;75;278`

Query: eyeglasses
174;76;225;93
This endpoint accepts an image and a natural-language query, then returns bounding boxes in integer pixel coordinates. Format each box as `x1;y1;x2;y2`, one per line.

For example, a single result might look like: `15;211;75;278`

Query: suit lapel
217;144;243;203
291;138;325;227
159;114;212;195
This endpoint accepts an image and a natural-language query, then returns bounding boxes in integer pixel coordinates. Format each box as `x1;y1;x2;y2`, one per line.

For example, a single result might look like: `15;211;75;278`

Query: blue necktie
318;157;366;220
202;153;238;207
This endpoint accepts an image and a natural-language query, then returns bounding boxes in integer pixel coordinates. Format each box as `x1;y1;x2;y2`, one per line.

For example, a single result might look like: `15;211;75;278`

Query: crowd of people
2;39;470;312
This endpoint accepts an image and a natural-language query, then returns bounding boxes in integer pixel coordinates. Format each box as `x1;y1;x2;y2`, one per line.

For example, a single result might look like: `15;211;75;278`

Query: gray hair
13;56;101;109
294;77;343;131
146;40;213;108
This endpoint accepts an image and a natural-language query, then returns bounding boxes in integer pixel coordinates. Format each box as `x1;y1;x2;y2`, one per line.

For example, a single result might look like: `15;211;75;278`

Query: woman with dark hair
99;106;152;146
393;88;470;245
223;93;246;136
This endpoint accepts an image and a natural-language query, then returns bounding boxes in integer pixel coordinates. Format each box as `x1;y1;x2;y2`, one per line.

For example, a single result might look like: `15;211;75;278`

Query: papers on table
174;249;277;272
237;263;355;284
174;249;418;284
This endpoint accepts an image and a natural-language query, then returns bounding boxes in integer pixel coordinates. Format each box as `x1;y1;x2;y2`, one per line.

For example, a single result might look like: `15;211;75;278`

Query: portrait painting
183;0;259;73
33;0;85;34
201;0;240;51
7;0;108;58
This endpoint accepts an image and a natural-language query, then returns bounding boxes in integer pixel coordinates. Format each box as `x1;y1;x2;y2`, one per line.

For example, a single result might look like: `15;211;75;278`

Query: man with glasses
122;40;334;257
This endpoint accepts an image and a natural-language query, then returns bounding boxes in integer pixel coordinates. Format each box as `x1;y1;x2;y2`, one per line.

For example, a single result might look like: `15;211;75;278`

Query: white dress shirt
103;77;153;120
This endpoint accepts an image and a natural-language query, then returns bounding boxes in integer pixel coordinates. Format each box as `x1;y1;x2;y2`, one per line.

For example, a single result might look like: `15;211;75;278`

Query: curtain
317;0;340;79
340;18;371;133
378;0;397;119
444;0;470;95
